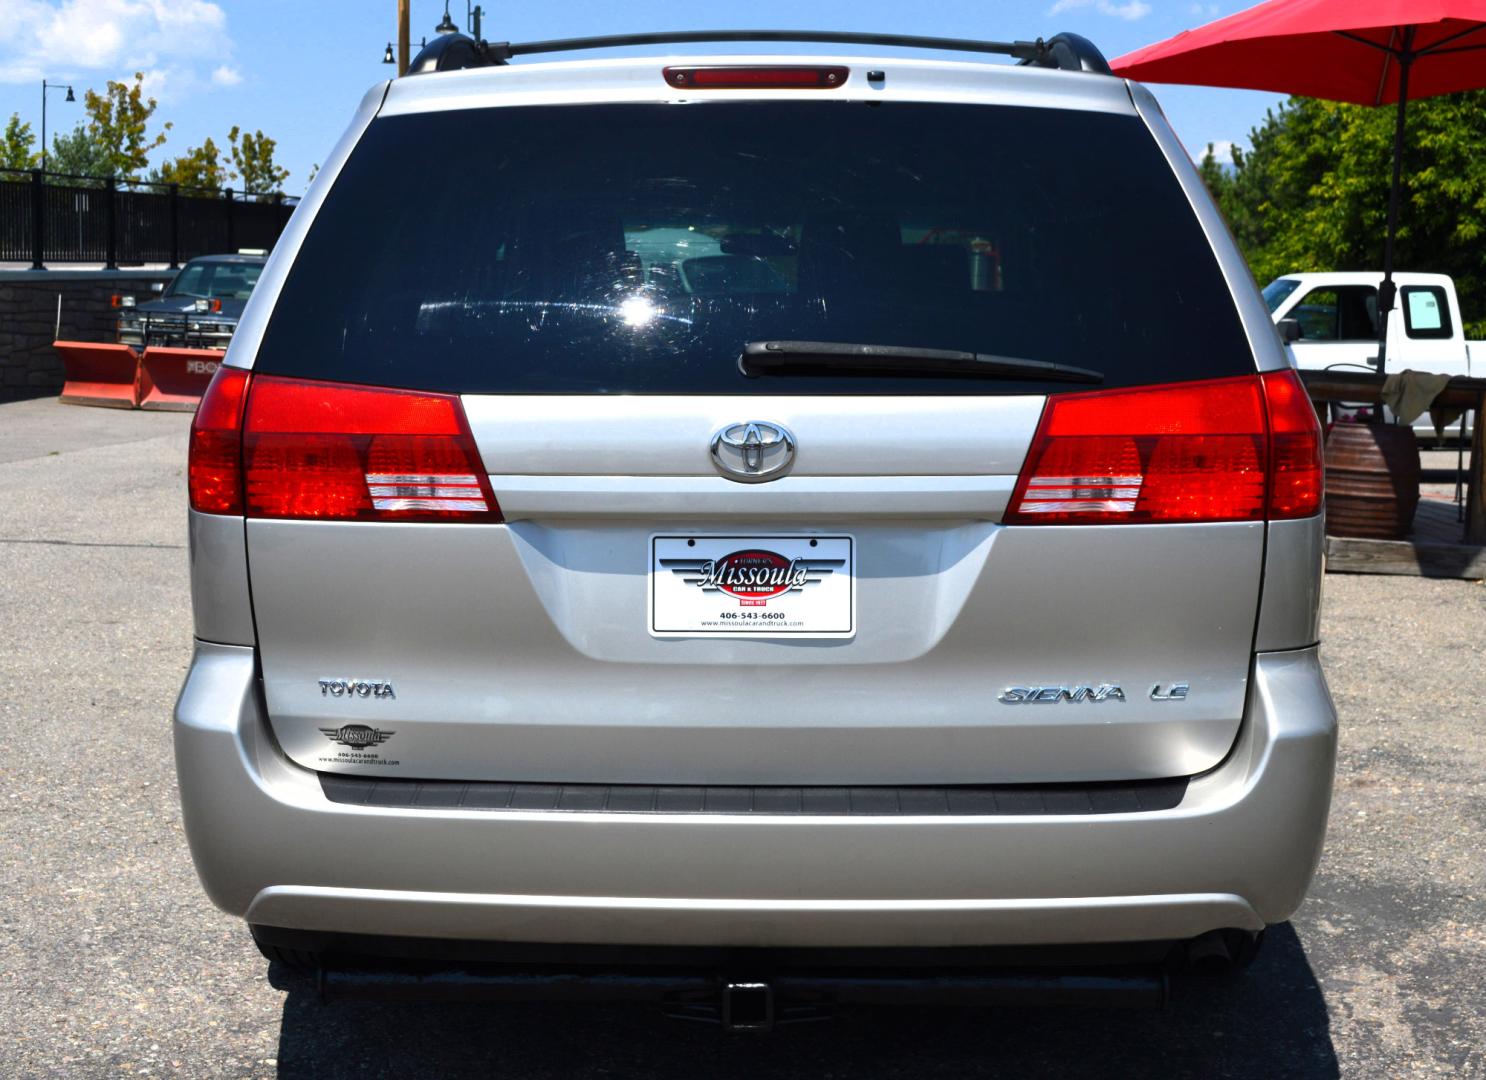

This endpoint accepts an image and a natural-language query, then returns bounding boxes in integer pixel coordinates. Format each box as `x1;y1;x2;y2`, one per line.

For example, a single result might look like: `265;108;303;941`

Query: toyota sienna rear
174;28;1336;1018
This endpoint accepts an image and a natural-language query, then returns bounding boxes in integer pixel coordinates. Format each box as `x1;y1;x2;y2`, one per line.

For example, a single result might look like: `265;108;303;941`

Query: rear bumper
174;644;1336;949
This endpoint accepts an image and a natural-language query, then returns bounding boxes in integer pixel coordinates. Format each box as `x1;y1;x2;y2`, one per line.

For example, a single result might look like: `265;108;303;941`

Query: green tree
1214;91;1486;336
46;123;112;181
150;137;227;193
1197;142;1233;203
81;72;171;179
227;125;289;194
2;113;38;170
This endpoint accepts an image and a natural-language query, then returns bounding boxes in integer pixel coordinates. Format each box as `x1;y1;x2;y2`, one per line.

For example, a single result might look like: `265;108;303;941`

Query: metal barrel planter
1322;422;1421;540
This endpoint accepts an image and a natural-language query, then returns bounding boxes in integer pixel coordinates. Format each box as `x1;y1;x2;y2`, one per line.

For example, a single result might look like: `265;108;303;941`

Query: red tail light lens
1006;373;1320;525
188;365;251;514
1260;368;1324;519
663;66;849;89
241;376;501;522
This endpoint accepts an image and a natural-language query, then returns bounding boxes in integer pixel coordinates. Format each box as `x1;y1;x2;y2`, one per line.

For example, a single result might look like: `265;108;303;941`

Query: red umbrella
1112;1;1486;371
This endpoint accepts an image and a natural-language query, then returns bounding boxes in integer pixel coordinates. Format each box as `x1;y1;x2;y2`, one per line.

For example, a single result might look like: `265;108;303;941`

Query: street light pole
398;0;410;76
40;79;76;173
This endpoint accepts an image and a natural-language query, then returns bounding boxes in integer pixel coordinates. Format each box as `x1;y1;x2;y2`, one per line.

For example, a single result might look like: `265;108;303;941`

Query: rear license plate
649;535;855;638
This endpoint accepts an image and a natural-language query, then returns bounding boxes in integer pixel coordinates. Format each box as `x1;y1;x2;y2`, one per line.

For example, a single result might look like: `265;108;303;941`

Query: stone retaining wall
0;270;173;402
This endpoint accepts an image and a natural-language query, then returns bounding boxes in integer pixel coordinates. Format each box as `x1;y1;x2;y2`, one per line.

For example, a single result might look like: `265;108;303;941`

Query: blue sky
0;0;1287;191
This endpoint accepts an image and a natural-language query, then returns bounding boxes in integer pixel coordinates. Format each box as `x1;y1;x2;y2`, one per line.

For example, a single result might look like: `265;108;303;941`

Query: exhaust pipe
1185;930;1235;975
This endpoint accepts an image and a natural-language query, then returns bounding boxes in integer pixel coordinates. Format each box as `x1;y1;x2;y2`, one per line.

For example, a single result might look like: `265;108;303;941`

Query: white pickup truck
1264;271;1480;436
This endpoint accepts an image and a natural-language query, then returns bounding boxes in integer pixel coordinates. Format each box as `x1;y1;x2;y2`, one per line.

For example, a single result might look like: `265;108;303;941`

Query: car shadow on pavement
269;922;1337;1079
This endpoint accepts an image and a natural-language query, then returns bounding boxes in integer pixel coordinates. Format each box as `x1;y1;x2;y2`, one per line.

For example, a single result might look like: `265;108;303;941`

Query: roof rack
406;29;1112;77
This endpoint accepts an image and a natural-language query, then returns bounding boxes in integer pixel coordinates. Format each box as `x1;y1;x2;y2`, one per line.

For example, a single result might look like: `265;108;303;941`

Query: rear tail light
242;376;501;522
189;371;502;522
1005;371;1321;525
663;66;849;89
188;365;251;514
1260;368;1325;519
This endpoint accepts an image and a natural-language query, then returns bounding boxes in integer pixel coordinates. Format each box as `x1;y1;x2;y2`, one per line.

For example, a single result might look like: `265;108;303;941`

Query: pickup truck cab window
1402;285;1453;339
1293;285;1377;341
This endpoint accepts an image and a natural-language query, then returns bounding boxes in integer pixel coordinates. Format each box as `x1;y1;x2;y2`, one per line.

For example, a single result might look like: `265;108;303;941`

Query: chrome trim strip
1016;499;1138;514
1028;476;1143;486
487;473;1015;518
367;484;485;498
370;497;489;511
366;473;480;485
1022;487;1142;500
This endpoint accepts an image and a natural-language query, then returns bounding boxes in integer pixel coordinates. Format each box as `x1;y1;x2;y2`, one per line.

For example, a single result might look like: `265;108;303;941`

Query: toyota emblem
709;421;796;483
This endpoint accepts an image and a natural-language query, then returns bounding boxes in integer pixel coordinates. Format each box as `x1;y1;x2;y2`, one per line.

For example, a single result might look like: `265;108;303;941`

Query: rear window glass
256;102;1254;395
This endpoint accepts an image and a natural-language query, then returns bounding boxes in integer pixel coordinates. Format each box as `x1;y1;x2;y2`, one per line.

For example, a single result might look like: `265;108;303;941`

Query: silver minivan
175;28;1335;1021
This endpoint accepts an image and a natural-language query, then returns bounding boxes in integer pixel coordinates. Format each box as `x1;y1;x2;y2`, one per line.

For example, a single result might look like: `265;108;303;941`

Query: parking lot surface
1;397;1482;1079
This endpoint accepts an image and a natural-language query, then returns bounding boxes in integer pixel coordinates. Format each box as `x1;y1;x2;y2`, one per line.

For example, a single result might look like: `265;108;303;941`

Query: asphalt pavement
1;396;1482;1079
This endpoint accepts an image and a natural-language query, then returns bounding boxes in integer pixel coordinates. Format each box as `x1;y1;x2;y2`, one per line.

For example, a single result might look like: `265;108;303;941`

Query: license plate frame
649;534;856;639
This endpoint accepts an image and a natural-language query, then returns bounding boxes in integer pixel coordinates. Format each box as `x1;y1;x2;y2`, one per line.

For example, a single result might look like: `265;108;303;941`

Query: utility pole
398;0;411;76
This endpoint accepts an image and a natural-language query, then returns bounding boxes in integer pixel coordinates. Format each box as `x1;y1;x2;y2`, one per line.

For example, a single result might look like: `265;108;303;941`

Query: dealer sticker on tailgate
649;535;855;638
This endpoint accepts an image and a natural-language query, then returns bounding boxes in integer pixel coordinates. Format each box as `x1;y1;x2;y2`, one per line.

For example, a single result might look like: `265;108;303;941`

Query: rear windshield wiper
739;340;1103;384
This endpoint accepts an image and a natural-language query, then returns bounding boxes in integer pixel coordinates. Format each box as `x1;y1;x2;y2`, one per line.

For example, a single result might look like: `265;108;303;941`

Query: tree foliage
23;71;295;198
150;137;228;193
2;114;38;170
1202;91;1486;337
228;125;289;194
46;124;112;181
81;72;171;179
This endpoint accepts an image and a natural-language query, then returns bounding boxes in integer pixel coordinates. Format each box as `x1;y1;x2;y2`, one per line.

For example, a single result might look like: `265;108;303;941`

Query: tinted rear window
257;102;1254;395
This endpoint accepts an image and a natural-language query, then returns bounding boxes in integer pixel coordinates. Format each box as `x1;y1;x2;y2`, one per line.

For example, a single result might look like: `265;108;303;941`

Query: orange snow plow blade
55;341;141;408
137;347;226;411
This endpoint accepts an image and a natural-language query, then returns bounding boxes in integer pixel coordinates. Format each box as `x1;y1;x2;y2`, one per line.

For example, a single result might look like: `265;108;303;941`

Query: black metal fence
0;169;299;269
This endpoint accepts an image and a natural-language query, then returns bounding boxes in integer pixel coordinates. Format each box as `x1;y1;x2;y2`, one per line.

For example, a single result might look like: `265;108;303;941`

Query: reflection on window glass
1407;291;1441;329
167;261;262;301
1262;278;1302;313
1401;286;1450;339
257;102;1254;395
167;263;208;298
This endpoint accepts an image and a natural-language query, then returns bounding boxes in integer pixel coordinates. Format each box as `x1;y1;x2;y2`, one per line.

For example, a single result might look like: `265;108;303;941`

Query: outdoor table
1298;369;1486;545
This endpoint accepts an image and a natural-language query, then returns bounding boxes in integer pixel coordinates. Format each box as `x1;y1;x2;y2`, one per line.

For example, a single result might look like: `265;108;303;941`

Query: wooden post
1468;391;1486;545
398;0;410;76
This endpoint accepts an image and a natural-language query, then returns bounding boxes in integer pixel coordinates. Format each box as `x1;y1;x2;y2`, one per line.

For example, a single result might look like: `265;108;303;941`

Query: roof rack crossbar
406;29;1111;76
495;30;1044;62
